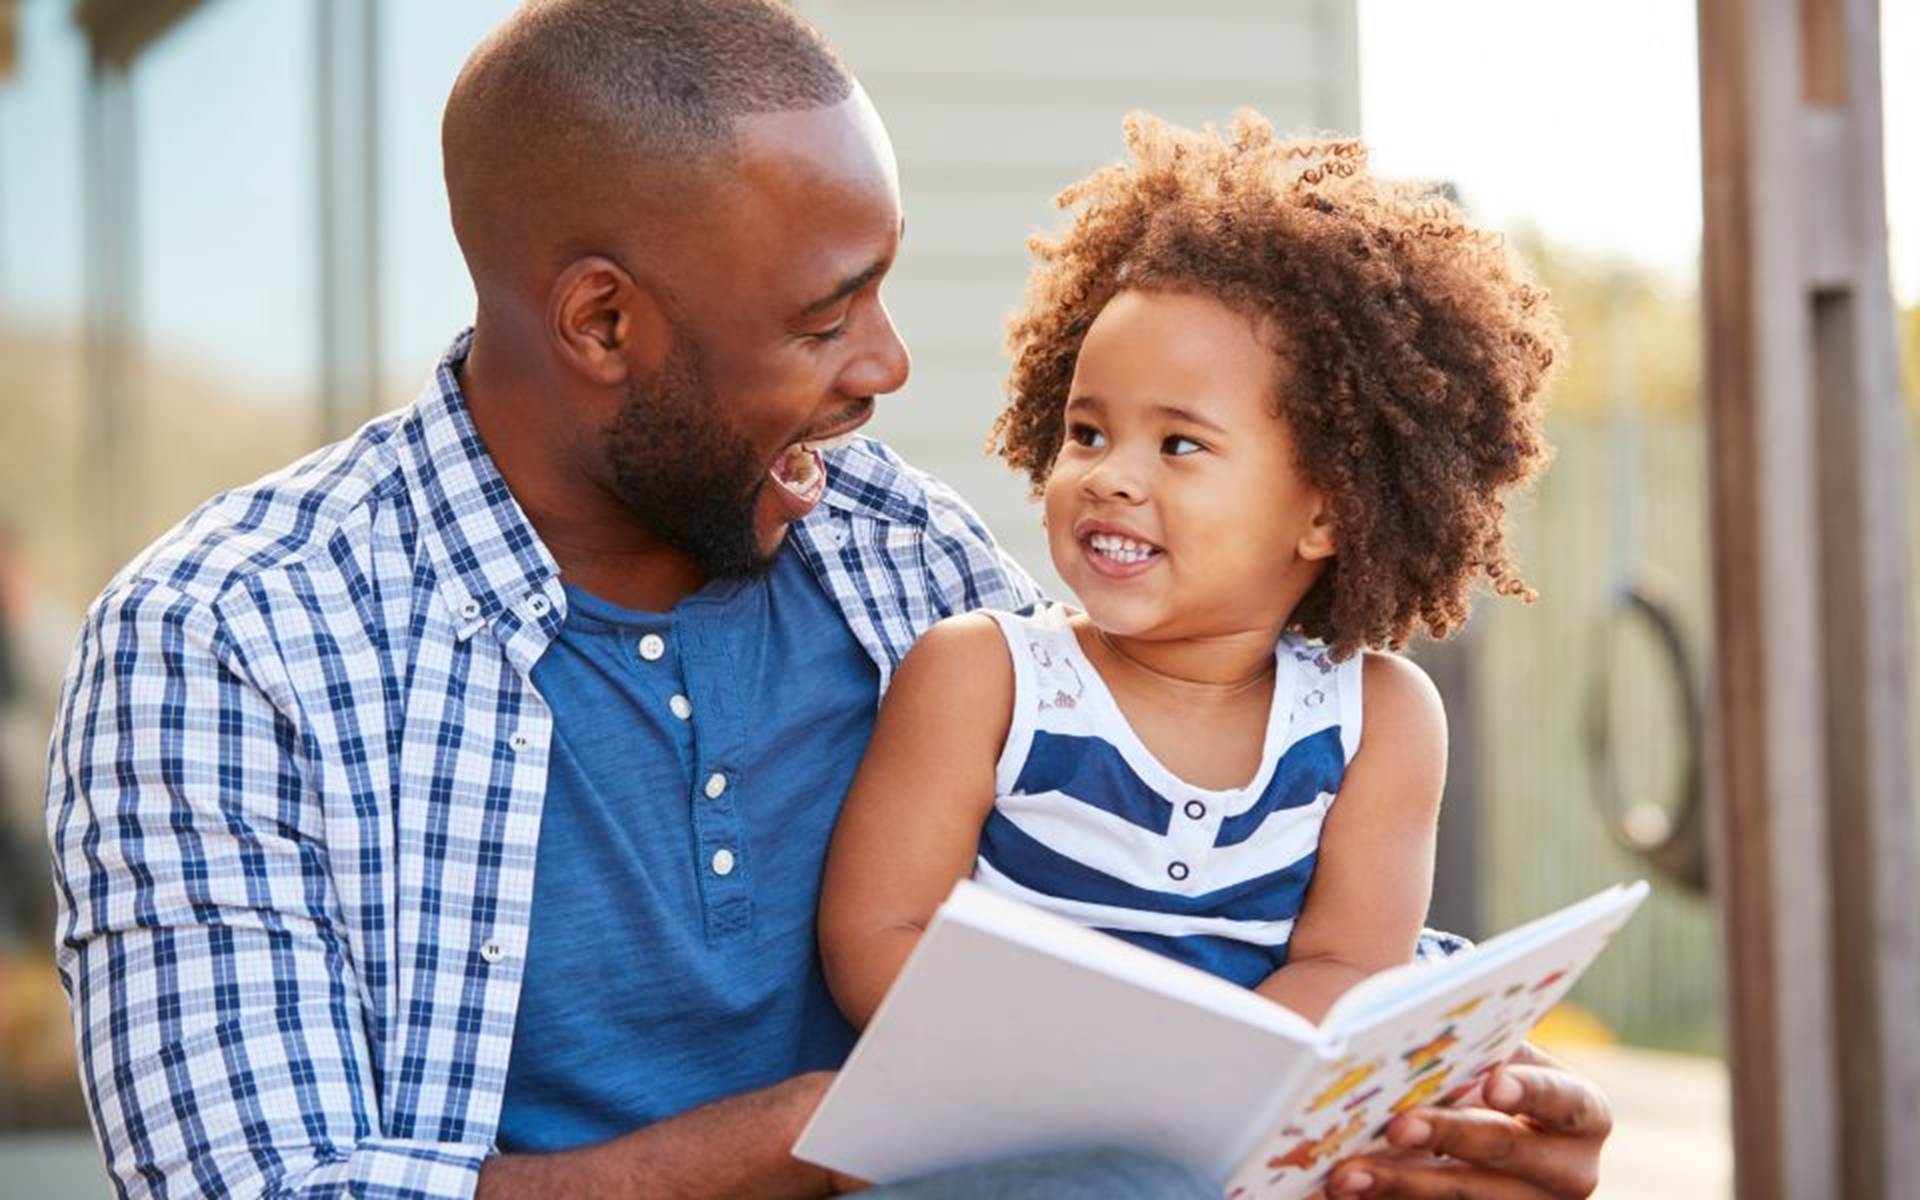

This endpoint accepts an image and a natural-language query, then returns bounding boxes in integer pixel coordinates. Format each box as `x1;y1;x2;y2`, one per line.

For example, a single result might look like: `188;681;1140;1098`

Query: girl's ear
1297;491;1337;562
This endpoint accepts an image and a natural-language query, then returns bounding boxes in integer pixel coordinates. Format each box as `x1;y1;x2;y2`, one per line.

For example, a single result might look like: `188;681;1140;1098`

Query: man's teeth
1088;532;1160;563
776;444;821;494
798;431;859;453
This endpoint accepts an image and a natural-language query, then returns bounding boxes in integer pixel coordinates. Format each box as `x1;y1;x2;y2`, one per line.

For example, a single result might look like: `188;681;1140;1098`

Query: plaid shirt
44;330;1041;1199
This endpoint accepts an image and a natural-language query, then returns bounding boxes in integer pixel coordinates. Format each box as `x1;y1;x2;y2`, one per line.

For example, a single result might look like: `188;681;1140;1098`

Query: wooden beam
0;0;18;83
73;0;201;72
1696;0;1919;1197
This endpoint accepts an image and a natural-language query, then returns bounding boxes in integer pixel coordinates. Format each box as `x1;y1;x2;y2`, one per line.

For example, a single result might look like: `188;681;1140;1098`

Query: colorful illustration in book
1531;966;1571;993
1389;1067;1454;1115
1402;1027;1458;1075
1341;1086;1384;1112
1308;1058;1382;1112
1215;887;1645;1198
1265;1112;1367;1175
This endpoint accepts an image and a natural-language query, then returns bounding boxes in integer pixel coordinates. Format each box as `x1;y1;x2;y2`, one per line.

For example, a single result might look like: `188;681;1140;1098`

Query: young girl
818;112;1561;1029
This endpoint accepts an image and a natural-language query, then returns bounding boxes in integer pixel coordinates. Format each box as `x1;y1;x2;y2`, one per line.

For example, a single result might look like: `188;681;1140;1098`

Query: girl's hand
1323;1043;1610;1198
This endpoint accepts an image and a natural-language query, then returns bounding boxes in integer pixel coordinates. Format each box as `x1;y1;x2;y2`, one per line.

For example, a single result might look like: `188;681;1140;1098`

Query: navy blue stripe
1012;731;1173;835
1215;724;1346;847
978;810;1317;922
1100;928;1288;987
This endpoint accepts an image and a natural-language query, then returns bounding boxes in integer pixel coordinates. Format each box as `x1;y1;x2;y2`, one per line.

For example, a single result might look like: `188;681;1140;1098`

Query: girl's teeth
1088;533;1159;563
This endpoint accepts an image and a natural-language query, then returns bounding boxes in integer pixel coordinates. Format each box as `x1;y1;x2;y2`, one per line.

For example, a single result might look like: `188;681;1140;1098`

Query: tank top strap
1277;633;1366;765
978;603;1094;794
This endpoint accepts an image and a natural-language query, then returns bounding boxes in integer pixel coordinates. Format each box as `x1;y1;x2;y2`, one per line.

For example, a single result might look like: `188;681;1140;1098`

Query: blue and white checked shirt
44;330;1041;1199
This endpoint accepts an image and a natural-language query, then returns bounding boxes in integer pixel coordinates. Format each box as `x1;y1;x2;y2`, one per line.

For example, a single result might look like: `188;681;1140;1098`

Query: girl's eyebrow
1152;404;1228;436
1067;395;1229;436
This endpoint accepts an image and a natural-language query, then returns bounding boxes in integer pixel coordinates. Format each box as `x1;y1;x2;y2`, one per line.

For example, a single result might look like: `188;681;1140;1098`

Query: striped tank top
973;603;1362;987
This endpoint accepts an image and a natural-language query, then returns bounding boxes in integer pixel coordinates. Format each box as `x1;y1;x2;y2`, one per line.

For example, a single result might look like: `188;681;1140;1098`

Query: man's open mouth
768;430;860;507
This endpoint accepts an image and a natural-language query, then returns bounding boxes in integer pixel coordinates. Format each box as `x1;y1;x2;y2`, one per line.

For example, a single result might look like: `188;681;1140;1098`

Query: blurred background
0;0;1913;1195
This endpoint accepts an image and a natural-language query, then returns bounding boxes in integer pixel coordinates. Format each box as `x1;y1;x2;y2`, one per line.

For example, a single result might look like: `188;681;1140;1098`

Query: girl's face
1043;288;1335;641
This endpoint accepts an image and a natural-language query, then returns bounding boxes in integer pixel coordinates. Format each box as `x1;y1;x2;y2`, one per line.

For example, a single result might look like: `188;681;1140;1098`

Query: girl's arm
818;612;1014;1029
1256;650;1448;1023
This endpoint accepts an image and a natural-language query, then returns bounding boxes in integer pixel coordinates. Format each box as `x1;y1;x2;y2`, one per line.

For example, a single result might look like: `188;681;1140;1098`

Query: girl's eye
1067;423;1107;449
1162;434;1204;456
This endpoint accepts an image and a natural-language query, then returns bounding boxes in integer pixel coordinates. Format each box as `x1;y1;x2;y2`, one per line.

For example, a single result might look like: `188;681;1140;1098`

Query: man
46;2;1611;1196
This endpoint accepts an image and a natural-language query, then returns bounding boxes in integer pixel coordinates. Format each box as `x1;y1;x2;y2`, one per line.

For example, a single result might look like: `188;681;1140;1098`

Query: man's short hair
449;0;854;173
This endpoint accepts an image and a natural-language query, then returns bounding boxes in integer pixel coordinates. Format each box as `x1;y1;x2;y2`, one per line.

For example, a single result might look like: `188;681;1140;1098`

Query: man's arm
476;1073;843;1198
47;579;504;1197
46;580;843;1200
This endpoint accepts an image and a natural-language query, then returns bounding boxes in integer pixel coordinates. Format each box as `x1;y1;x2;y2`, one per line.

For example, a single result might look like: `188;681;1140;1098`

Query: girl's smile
1074;518;1165;578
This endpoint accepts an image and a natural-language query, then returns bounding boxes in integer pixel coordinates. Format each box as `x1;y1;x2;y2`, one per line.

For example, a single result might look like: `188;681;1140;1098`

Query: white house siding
795;1;1360;597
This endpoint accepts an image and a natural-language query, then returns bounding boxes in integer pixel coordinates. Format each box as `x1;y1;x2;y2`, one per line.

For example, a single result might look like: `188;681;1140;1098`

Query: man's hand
1324;1043;1610;1198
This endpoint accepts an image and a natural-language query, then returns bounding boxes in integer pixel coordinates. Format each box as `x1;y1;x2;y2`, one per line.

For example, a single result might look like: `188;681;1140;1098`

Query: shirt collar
397;329;561;641
816;436;929;527
399;329;932;638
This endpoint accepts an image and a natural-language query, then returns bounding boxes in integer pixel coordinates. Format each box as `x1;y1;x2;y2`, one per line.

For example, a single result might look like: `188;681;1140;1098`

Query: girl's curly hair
991;111;1563;660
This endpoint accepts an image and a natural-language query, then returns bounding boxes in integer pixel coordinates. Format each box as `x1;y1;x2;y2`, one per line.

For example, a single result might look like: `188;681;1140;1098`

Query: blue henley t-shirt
495;543;878;1151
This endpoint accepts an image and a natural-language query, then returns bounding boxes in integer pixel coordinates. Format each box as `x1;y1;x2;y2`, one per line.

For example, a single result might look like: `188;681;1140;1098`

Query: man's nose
844;301;911;399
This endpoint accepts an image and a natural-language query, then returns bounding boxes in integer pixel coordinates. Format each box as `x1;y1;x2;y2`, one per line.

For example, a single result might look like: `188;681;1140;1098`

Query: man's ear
1297;491;1337;562
549;255;672;387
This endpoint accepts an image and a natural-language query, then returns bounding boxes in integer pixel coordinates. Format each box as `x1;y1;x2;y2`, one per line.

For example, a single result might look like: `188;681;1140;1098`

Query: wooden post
1696;0;1919;1197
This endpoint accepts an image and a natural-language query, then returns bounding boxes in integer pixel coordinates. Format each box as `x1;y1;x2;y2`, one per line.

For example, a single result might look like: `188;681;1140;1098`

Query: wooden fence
1472;415;1920;1051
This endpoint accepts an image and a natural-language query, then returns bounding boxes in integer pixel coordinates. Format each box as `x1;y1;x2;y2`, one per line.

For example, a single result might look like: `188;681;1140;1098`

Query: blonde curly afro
992;111;1564;659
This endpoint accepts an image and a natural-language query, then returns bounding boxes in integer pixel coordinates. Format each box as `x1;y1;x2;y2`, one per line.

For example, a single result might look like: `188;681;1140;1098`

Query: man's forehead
707;95;903;301
732;89;899;201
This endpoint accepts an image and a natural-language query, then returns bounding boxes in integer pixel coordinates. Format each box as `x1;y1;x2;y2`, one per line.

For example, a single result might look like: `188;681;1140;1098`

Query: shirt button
704;772;728;799
509;731;532;753
526;594;551;617
711;847;737;877
638;633;666;662
458;599;482;621
670;694;693;721
1185;800;1207;820
480;941;505;964
1167;861;1190;882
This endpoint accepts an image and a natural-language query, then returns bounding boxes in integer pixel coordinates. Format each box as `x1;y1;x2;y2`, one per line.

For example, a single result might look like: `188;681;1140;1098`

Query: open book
795;879;1648;1198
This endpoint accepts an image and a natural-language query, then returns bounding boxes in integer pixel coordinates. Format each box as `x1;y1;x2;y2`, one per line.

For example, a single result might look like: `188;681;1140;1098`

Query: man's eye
1067;423;1107;449
806;320;850;343
1163;435;1204;456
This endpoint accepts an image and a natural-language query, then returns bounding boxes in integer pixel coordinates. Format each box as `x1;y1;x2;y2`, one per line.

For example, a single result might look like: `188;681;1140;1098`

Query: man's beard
606;334;774;581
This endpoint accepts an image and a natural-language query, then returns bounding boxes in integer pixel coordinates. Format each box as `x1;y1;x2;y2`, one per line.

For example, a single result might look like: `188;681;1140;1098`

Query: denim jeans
863;1147;1217;1199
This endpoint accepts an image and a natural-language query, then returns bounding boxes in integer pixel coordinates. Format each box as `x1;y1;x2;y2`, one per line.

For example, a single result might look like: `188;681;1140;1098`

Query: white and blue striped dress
973;603;1361;987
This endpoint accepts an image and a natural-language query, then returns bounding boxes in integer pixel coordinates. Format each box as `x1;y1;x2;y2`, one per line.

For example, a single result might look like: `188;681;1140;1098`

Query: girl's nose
1081;456;1146;504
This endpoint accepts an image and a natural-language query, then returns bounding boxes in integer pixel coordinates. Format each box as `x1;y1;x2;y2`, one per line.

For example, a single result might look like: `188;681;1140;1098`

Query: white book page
795;882;1325;1186
1321;883;1649;1036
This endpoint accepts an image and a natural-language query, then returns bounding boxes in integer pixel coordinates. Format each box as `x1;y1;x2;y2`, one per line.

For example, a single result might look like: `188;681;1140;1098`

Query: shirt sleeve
914;469;1047;613
1415;928;1474;961
45;578;492;1200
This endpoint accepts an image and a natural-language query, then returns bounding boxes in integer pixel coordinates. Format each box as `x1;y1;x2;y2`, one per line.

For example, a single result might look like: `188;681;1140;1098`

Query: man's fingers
1325;1156;1557;1200
1380;1107;1601;1197
1484;1059;1614;1139
1506;1040;1562;1069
